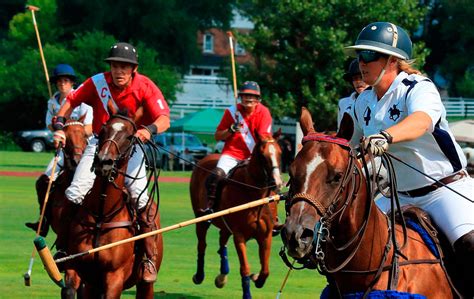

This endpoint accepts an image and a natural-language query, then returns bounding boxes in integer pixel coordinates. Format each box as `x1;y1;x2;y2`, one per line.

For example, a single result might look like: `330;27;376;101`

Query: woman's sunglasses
357;50;386;63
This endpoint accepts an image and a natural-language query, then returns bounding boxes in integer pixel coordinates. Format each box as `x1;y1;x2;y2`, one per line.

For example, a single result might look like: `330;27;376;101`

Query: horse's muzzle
281;223;314;259
94;158;115;177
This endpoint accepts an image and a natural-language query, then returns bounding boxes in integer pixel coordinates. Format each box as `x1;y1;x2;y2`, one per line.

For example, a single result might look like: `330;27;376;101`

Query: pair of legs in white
376;174;474;246
66;137;149;209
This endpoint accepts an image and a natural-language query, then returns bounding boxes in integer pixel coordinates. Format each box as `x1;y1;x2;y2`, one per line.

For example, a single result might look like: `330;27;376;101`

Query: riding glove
363;131;392;156
53;130;66;148
229;122;241;133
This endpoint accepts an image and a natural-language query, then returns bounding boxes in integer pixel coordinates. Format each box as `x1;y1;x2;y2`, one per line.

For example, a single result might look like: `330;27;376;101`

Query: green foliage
456;70;474;98
423;0;474;95
56;0;236;70
238;0;427;129
0;4;181;131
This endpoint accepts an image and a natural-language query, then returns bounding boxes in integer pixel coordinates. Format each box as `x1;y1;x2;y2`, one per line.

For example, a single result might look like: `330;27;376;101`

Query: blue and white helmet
346;22;412;60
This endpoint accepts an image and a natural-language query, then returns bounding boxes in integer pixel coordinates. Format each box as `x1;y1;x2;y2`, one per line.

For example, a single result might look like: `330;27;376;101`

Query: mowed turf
0;151;327;298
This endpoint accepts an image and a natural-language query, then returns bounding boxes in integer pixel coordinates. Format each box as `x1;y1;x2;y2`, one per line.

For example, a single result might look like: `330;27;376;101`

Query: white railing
442;97;474;118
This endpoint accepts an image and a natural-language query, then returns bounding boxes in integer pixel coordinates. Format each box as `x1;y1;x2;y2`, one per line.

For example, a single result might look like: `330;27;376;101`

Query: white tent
449;120;474;143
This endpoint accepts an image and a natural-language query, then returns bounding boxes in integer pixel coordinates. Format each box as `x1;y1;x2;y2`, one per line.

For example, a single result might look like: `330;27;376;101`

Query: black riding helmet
343;59;361;82
346;22;412;60
104;42;139;65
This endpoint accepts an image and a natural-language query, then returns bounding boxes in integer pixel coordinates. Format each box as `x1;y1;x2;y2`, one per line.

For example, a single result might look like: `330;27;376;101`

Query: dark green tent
169;108;224;134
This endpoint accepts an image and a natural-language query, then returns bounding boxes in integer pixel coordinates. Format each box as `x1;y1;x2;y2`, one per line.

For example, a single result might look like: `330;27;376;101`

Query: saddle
214;160;250;207
395;206;462;297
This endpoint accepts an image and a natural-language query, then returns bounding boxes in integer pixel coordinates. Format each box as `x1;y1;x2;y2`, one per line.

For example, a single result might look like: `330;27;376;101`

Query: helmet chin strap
371;55;392;87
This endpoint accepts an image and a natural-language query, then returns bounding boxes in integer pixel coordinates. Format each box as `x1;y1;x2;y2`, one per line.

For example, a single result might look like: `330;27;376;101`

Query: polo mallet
226;31;239;123
36;193;284;287
275;260;295;299
26;5;52;99
24;146;61;286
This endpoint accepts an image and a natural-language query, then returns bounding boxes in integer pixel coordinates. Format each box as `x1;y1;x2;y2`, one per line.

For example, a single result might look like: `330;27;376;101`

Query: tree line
0;0;471;131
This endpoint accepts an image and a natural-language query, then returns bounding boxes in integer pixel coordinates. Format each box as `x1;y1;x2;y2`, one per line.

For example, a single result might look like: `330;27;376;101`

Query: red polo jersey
218;103;273;160
67;72;169;134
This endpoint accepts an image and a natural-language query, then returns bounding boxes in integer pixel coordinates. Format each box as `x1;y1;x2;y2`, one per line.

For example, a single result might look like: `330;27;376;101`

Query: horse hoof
214;274;227;288
250;273;265;288
250;273;259;282
192;273;204;285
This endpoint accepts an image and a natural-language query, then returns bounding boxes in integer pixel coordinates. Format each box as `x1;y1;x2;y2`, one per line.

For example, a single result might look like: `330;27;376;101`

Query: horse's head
63;115;88;168
281;108;357;260
253;130;283;191
94;112;137;178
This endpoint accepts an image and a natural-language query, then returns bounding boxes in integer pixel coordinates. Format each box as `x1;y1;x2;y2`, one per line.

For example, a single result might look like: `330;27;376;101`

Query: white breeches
376;175;474;245
65;137;149;209
44;151;65;180
216;154;243;175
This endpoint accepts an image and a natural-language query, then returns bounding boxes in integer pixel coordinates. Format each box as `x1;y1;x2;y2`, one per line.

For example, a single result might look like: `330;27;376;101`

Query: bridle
254;138;281;191
93;114;137;181
63;120;87;170
282;133;373;273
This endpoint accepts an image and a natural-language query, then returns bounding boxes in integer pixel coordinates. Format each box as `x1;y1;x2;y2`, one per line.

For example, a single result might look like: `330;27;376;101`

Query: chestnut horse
50;117;89;237
190;132;283;299
281;108;455;298
61;113;163;298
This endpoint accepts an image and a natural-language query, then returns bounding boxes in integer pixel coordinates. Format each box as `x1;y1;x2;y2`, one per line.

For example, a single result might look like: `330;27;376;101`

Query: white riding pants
376;174;474;245
216;154;242;175
44;151;64;180
65;137;149;209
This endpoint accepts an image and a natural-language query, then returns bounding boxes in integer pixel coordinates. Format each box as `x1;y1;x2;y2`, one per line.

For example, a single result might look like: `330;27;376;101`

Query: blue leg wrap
218;247;229;275
242;275;251;299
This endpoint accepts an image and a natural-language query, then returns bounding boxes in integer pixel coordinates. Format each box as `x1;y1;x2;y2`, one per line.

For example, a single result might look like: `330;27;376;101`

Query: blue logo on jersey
363;107;371;126
388;104;402;121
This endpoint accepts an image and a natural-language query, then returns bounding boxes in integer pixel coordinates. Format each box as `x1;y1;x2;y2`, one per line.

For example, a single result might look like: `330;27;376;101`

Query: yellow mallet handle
34;237;65;288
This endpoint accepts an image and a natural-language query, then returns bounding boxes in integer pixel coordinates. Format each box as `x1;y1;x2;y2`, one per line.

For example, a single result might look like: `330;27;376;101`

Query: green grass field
0;151;326;298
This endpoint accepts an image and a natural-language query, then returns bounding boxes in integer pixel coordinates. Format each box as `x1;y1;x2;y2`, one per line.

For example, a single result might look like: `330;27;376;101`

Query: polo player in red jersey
52;42;170;282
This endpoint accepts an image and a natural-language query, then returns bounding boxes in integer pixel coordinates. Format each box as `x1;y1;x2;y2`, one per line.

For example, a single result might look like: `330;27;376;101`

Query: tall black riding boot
201;168;226;214
453;230;474;298
138;201;159;283
25;174;50;237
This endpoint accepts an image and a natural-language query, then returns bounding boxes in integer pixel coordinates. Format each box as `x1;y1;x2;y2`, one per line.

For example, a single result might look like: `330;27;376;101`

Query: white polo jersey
46;91;93;126
337;92;357;130
351;71;466;191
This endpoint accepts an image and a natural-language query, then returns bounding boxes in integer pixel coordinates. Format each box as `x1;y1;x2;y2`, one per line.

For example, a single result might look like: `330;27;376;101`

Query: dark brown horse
62;114;163;298
281;108;455;298
190;132;283;299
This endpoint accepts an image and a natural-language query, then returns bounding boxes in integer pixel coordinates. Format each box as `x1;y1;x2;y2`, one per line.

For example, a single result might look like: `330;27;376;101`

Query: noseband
283;133;369;272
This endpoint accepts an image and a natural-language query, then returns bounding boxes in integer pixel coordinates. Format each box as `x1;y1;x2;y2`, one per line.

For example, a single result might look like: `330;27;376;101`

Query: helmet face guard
104;42;139;65
345;22;412;60
50;64;76;83
238;81;261;97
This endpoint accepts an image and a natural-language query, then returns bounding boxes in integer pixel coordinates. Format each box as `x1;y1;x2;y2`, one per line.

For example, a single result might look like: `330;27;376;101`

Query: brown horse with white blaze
190;132;283;299
281;108;455;298
61;113;163;299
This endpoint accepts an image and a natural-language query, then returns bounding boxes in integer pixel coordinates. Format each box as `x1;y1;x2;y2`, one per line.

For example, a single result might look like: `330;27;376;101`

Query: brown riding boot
25;174;50;237
453;230;474;297
200;168;226;215
138;201;159;283
54;200;79;263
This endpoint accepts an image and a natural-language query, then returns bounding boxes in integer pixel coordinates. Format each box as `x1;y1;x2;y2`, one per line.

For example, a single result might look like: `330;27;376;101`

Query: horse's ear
273;128;282;140
300;107;315;136
78;113;86;124
134;106;144;124
336;113;354;141
107;99;118;115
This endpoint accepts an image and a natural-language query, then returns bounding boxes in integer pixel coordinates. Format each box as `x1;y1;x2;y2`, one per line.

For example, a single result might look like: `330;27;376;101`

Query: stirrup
140;259;157;283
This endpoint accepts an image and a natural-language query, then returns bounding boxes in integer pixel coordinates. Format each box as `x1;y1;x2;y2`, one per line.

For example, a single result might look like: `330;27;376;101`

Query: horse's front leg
234;234;252;299
193;219;211;284
103;270;125;299
61;269;83;299
251;232;272;288
215;229;231;288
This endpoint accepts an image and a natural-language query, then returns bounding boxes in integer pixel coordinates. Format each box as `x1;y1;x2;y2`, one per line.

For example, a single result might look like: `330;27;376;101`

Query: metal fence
442;97;474;118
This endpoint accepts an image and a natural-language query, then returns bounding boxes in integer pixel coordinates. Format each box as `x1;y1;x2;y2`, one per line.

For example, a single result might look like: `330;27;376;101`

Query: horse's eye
327;172;343;184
